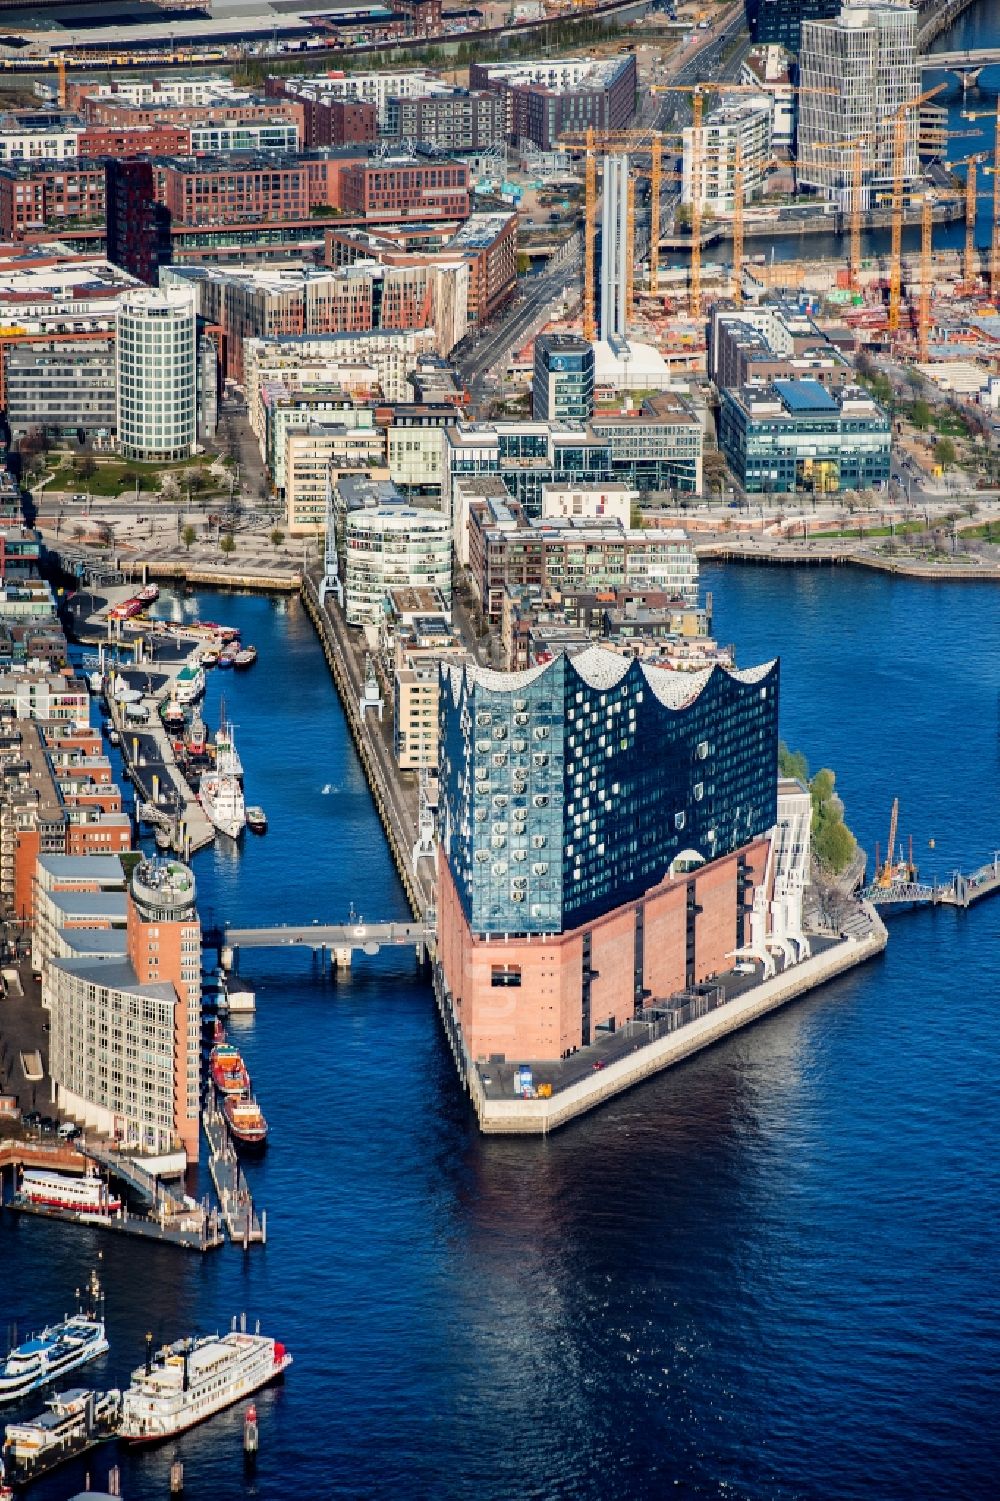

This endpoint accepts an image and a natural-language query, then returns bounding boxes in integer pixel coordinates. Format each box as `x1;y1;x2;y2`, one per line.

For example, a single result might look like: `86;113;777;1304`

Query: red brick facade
438;836;772;1063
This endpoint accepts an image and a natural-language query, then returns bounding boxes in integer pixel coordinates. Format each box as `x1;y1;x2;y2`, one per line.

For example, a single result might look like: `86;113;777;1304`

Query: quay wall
459;915;887;1135
694;541;1000;582
132;560;301;595
300;576;429;922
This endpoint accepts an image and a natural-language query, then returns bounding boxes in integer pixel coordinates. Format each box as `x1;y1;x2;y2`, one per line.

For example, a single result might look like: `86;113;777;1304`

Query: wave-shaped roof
444;647;776;711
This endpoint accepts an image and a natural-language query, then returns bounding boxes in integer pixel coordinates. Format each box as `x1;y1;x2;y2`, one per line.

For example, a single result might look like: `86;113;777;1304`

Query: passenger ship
119;1326;291;1442
19;1169;121;1216
0;1274;108;1404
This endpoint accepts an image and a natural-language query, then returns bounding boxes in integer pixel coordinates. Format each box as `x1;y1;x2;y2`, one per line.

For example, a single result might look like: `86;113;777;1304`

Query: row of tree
778;743;857;875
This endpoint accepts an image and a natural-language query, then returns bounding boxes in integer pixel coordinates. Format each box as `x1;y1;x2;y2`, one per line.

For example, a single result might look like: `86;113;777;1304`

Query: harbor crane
887;84;947;333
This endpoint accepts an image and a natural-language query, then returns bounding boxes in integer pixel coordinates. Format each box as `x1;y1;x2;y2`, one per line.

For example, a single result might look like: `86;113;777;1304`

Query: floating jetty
203;1096;266;1248
862;854;1000;911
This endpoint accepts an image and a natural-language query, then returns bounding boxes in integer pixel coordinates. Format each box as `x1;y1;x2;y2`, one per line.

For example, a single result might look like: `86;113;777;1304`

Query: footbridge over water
209;918;435;967
862;855;1000;911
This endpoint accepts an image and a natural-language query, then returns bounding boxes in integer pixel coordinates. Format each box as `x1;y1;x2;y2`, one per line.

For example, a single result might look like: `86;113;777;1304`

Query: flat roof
773;379;839;413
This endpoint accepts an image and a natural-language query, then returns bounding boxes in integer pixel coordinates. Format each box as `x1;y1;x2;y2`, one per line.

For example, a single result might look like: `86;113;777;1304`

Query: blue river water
3;563;999;1501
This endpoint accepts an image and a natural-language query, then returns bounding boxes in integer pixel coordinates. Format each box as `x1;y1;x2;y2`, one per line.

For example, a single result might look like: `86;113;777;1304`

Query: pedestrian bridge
215;919;435;956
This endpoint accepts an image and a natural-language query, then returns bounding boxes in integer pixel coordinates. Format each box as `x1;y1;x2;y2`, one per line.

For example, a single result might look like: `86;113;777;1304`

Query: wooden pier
203;1095;266;1247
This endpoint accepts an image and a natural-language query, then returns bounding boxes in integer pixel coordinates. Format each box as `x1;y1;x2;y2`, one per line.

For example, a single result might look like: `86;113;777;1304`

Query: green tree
270;528;285;549
187;470;208;496
74;453;97;482
814;817;856;872
181;524;196;551
936;437;957;470
219;532;236;560
778;742;809;782
911;399;931;430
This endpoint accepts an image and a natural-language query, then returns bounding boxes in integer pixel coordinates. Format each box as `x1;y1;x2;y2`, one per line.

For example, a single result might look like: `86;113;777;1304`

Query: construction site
515;73;1000;392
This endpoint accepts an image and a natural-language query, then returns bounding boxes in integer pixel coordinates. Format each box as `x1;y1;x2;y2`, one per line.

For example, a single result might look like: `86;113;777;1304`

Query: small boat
108;729;120;747
246;806;267;834
118;1328;290;1443
244;1401;259;1455
154;828;172;851
186;713;207;756
200;649;219;669
233;646;257;669
223;1096;268;1150
161;697;184;730
137;584;159;604
217;652;236;670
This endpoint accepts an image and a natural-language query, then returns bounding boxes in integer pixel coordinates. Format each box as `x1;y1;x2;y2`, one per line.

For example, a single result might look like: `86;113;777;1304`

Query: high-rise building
116;287;197;462
600;153;629;343
49;856;201;1159
437;648;780;1061
798;2;920;202
746;0;840;54
105;157;172;286
532;333;595;422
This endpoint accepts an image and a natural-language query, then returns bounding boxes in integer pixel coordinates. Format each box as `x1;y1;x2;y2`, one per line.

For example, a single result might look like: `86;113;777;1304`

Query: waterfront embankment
694;534;1000;580
457;910;888;1135
300;575;434;921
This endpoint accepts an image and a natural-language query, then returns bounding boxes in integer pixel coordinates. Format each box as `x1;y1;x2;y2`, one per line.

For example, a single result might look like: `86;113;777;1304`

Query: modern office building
116;287;198;462
437;647;780;1060
532;333;595;422
798;2;920;202
745;0;839;54
682;95;773;212
739;46;796;152
4;341;116;441
443;400;703;538
718;379;891;493
49;856;201;1160
284;422;388;535
344;504;452;626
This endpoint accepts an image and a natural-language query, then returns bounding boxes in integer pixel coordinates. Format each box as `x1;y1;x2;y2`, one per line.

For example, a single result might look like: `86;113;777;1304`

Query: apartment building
682;96;774;212
0;159;105;239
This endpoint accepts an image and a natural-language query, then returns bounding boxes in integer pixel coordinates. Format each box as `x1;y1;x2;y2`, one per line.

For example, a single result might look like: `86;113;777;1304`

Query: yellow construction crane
918;192;934;365
888;84;947;334
560;128;682;340
962;98;1000;298
945;151;986;287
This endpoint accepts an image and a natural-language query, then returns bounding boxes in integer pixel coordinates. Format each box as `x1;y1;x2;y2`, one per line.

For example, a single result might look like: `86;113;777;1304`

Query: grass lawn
45;453;218;498
807;521;927;539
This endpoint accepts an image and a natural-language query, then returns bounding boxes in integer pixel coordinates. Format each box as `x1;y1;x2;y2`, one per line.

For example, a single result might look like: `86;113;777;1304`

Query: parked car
58;1121;81;1140
39;1115;58;1133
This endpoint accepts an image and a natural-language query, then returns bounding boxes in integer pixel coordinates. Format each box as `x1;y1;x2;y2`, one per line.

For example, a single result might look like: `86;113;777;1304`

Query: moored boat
2;1387;121;1482
200;769;246;840
200;649;219;669
223;1096;268;1150
118;1327;291;1443
246;806;267;834
214;716;243;780
210;1044;251;1097
0;1274;108;1404
18;1170;121;1217
174;663;206;705
136;584;159;604
233;645;257;669
186;712;207;756
217;652;236;670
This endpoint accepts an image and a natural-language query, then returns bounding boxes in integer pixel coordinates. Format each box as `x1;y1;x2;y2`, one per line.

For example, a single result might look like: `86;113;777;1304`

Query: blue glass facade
440;649;779;936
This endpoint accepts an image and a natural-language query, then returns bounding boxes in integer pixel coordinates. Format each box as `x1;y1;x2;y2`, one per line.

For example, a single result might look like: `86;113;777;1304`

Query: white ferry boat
19;1170;121;1217
119;1326;291;1443
0;1277;109;1404
200;769;246;840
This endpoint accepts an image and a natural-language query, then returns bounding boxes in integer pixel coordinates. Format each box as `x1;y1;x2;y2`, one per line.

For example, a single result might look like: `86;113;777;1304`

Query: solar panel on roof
773;379;838;413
